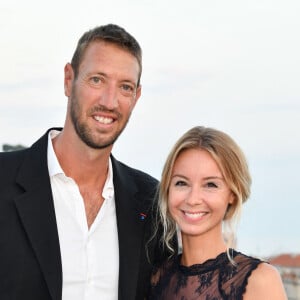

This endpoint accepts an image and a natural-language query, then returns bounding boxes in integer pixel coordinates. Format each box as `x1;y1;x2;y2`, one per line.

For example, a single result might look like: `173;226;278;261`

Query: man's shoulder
0;147;28;166
0;148;29;187
0;129;50;178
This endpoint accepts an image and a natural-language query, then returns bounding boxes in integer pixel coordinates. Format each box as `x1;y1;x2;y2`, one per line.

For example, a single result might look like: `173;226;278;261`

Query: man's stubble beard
69;92;131;150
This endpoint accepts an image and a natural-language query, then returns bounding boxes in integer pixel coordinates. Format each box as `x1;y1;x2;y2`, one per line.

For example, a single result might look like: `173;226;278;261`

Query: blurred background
1;0;299;260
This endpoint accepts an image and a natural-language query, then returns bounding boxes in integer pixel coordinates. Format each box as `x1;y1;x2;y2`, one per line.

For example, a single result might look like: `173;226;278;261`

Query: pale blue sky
1;0;299;257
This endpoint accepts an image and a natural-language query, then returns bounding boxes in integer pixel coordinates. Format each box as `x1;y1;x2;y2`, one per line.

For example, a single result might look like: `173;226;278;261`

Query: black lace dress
148;249;264;300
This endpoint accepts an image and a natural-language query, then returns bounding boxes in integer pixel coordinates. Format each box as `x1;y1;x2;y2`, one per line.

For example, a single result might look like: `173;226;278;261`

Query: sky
1;0;299;258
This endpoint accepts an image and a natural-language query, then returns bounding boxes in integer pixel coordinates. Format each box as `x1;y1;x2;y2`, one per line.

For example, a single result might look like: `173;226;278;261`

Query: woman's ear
228;192;235;205
224;193;235;220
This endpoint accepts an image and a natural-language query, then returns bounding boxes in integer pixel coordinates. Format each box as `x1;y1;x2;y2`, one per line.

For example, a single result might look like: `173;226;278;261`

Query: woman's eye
206;182;218;188
174;180;187;187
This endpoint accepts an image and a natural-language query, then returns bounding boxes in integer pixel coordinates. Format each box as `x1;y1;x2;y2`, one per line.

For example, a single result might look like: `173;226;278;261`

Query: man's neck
51;130;113;228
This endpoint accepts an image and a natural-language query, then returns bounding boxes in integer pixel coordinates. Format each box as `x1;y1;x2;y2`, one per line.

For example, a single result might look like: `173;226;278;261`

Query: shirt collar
47;130;114;199
102;159;114;200
48;130;63;177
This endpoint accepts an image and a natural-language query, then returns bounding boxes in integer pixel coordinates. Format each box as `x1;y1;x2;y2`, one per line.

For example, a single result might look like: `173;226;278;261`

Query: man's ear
64;63;74;97
132;85;142;108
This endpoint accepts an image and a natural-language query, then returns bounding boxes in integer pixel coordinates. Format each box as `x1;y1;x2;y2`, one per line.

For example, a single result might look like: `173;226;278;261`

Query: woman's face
168;148;234;239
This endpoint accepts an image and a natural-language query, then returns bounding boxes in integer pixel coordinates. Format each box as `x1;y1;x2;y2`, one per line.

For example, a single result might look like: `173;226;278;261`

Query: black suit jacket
0;129;167;300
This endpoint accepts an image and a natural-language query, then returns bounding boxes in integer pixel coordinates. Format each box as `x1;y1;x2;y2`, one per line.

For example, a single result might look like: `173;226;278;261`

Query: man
0;24;171;300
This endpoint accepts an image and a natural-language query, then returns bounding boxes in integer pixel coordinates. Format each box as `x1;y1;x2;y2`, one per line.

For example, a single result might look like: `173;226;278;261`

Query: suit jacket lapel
112;157;151;300
14;131;62;300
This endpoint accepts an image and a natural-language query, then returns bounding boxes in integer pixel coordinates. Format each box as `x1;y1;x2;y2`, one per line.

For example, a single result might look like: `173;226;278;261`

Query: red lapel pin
140;213;147;220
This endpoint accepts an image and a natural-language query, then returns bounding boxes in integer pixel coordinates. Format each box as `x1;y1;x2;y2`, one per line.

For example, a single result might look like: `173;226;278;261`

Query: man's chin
81;133;120;150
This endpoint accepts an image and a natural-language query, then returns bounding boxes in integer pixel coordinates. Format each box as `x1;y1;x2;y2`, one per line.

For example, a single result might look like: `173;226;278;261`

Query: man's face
64;41;141;149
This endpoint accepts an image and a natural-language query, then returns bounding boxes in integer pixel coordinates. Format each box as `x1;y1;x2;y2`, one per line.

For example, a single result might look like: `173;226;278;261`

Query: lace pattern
148;249;263;300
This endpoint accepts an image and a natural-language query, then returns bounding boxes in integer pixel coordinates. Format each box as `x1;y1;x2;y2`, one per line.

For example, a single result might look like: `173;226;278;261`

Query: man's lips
90;106;121;125
93;115;114;124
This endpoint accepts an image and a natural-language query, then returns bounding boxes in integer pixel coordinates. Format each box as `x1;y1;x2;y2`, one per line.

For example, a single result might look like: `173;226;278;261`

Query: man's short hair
71;24;142;85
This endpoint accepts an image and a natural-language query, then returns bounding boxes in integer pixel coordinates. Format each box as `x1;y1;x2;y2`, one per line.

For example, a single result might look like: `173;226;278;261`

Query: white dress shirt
47;130;119;300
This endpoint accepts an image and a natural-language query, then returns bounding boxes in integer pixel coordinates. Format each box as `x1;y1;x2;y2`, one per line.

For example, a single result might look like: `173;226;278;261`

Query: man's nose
98;84;118;110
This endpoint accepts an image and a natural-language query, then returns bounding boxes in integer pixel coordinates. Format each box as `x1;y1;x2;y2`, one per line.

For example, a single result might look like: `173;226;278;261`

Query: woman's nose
185;186;202;206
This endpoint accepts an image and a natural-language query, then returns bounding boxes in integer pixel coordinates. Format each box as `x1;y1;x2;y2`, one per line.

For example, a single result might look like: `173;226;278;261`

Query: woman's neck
180;232;227;266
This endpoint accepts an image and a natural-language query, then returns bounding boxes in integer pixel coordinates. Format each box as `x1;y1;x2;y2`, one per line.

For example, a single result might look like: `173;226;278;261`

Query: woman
149;126;287;299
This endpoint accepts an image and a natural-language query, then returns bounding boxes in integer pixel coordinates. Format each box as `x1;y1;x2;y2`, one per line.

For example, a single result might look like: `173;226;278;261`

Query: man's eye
122;84;133;91
90;77;101;84
120;84;136;96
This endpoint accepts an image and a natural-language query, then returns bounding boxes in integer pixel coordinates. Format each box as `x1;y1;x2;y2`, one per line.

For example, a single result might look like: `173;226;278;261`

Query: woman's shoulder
242;258;287;299
232;249;265;270
217;250;286;299
250;261;282;279
233;249;263;261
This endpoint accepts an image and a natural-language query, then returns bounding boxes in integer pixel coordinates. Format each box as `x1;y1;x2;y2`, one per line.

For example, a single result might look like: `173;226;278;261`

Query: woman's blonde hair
157;126;251;254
